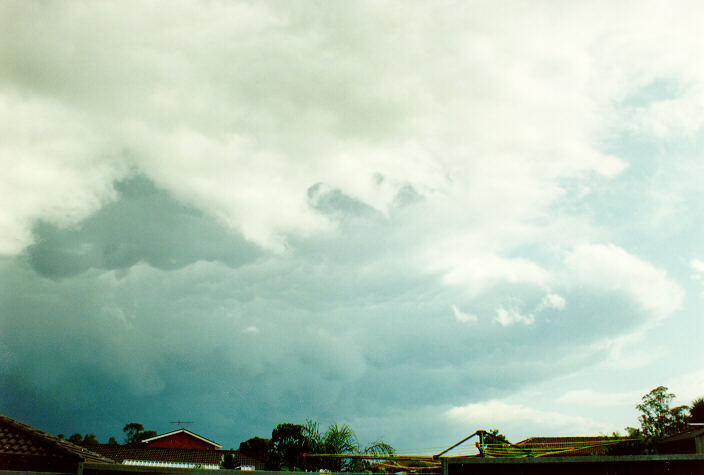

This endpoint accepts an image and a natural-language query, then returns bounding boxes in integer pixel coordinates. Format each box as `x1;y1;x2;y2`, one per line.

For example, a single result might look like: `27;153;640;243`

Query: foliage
123;422;157;444
636;386;688;440
611;386;704;455
220;451;238;469
108;436;119;445
689;397;704;423
267;423;314;470
68;433;99;445
266;420;394;472
484;429;510;445
239;436;271;461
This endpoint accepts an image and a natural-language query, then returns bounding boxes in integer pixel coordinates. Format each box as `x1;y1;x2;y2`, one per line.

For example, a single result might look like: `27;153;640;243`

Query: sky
2;0;704;455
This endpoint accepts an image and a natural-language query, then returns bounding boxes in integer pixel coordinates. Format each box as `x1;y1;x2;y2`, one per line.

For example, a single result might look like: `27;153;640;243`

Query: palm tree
303;420;394;471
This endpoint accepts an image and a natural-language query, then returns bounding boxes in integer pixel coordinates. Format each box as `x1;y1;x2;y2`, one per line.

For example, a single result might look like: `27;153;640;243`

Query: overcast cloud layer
2;0;704;452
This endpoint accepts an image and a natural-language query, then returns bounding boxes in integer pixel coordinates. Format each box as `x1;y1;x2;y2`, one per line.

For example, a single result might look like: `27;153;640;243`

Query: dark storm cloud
26;176;262;278
0;193;670;447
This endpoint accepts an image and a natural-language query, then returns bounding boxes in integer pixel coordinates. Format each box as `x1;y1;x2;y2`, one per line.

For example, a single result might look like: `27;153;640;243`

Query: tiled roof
513;436;623;456
0;413;114;464
141;429;221;448
90;445;265;469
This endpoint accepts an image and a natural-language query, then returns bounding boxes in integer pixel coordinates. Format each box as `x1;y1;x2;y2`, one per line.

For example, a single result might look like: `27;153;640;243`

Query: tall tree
635;386;688;440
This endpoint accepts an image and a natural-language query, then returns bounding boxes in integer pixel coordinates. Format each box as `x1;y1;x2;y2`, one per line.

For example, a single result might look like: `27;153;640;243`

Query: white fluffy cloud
446;400;606;438
452;305;478;324
557;389;641;407
564;244;683;319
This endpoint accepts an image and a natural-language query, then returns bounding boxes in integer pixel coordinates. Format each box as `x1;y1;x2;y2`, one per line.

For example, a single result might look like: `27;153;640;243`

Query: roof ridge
140;428;221;448
0;413;114;463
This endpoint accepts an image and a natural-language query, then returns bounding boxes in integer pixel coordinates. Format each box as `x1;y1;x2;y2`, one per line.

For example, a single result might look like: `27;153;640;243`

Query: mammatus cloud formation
1;0;703;449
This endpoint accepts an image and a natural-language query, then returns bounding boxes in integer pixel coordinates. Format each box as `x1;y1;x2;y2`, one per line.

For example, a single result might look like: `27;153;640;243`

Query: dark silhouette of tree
220;451;238;469
267;423;312;470
485;429;510;445
238;436;270;461
123;422;157;444
108;436;119;445
67;433;99;445
689;397;704;423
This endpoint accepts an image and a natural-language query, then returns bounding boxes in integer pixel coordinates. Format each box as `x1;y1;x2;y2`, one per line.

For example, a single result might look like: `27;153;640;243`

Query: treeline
608;385;704;454
58;422;156;446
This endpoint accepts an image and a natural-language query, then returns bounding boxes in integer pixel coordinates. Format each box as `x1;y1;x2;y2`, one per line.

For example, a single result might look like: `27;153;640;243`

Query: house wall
144;433;215;450
696;435;704;454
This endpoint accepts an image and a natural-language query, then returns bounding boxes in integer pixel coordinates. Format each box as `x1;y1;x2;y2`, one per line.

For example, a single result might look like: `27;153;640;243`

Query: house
514;436;624;456
481;436;625;457
140;428;222;450
658;425;704;454
0;413;114;472
90;444;266;470
89;429;263;470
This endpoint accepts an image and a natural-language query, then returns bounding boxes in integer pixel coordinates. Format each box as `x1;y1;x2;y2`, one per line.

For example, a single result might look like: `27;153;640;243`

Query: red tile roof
513;436;624;456
0;414;114;470
141;429;222;448
90;444;266;470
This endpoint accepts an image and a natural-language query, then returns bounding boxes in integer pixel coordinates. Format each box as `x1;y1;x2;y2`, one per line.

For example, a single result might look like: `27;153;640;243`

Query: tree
484;429;510;445
220;451;238;469
267;420;394;472
267;423;312;470
635;386;688;440
689;397;704;423
239;436;271;462
123;422;157;444
68;433;83;444
300;420;394;472
108;436;119;445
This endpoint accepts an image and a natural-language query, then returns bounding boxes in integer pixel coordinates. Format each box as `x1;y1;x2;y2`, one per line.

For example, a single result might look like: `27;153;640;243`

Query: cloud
564;244;683;319
25;175;263;278
539;292;566;311
445;400;606;438
495;306;535;327
557;389;641;407
452;305;478;324
692;259;704;274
